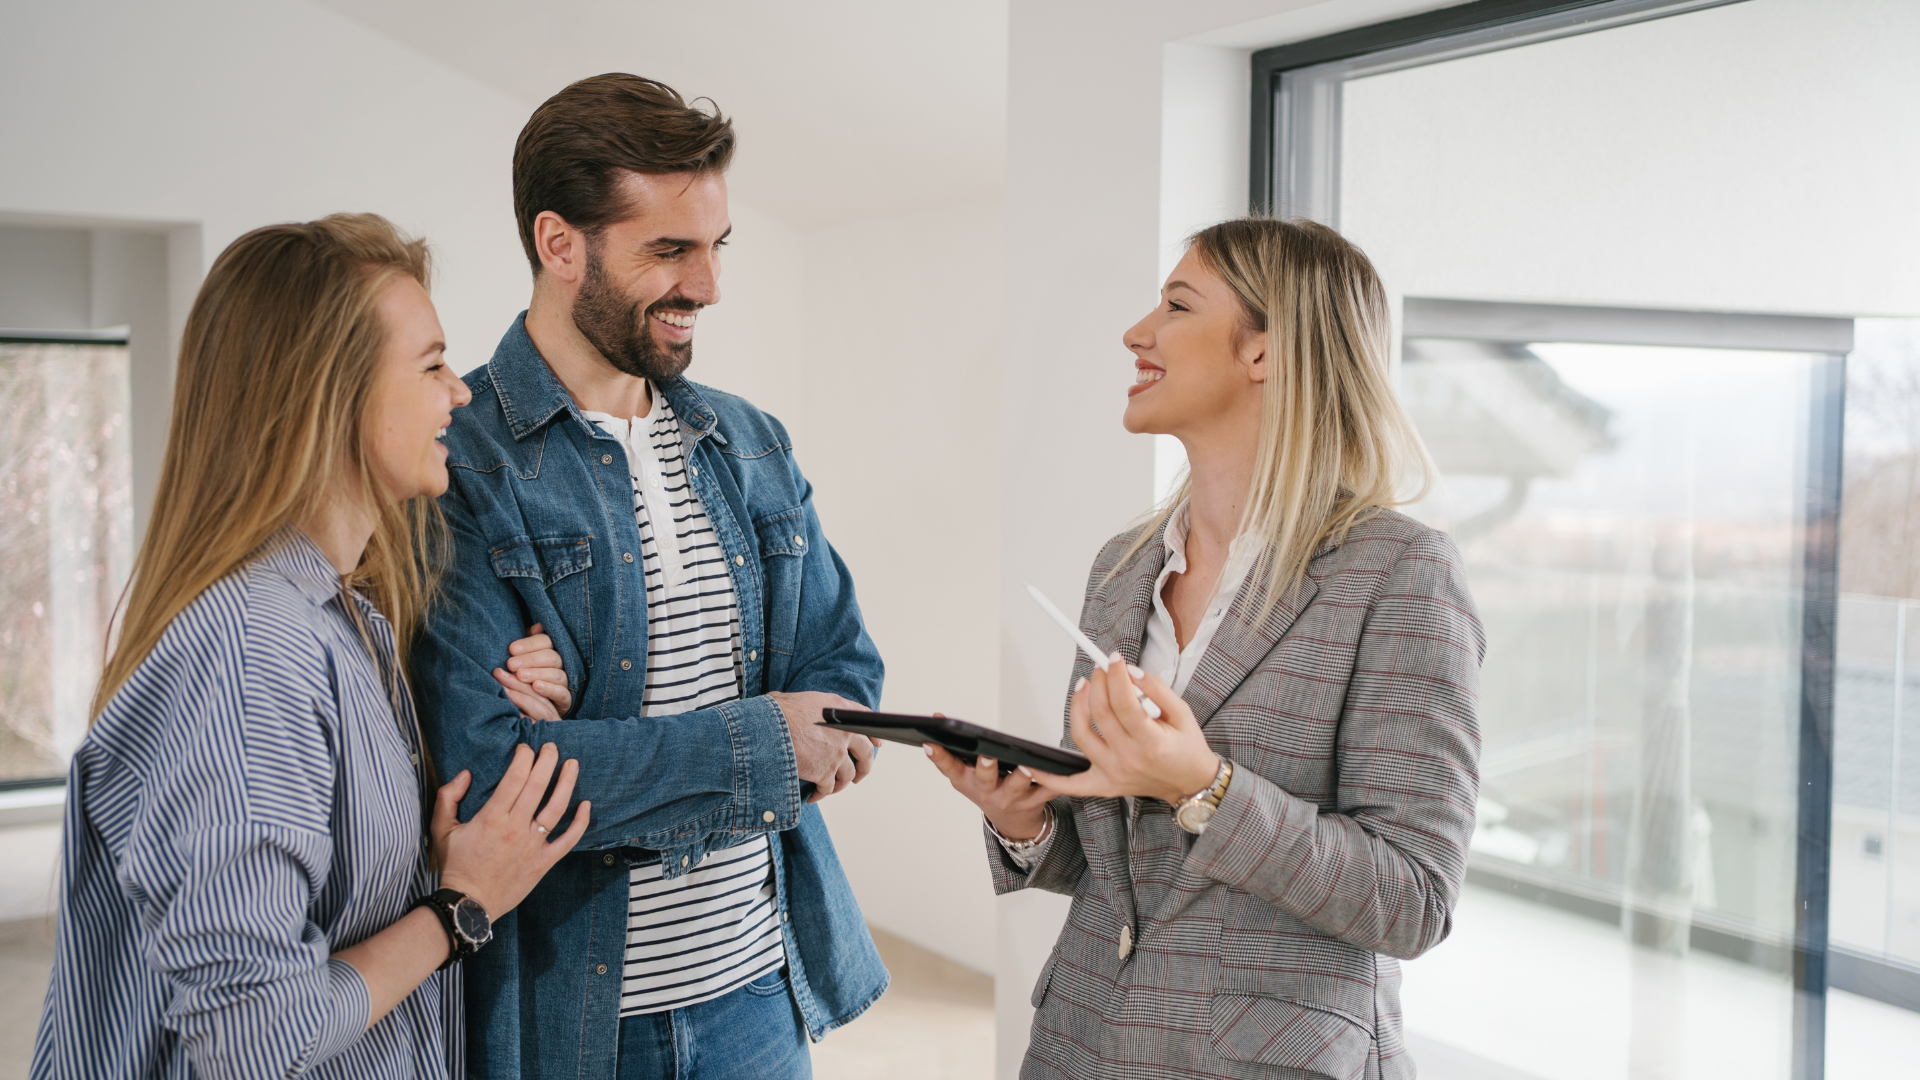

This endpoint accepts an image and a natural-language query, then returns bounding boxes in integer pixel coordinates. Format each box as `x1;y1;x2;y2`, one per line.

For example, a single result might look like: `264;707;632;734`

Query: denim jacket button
735;555;745;566
681;855;690;868
794;535;804;546
621;659;633;671
749;650;757;662
623;552;634;563
762;810;775;823
603;854;615;866
596;963;608;975
690;465;698;477
601;454;613;465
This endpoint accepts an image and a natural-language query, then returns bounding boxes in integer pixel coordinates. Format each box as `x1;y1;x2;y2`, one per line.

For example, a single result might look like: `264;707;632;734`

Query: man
413;74;887;1080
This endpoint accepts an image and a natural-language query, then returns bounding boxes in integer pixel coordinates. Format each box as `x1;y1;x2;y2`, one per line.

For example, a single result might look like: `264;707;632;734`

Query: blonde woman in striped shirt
33;214;589;1079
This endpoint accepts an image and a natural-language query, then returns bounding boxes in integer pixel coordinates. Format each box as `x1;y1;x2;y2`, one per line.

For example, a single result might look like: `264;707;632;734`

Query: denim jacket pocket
489;535;595;655
753;508;805;658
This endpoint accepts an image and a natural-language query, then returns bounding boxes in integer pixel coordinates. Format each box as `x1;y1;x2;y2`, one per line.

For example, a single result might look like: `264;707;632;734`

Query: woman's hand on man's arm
333;743;588;1028
493;623;570;721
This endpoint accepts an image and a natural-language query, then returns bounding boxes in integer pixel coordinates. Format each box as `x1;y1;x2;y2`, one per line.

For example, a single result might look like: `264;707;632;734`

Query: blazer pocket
1209;994;1370;1080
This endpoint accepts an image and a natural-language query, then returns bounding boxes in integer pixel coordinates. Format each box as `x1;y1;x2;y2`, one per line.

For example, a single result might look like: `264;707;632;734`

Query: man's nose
679;249;722;306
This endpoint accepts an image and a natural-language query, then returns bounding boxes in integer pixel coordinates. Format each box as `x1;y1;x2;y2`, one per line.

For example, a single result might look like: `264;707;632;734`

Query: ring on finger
533;823;548;835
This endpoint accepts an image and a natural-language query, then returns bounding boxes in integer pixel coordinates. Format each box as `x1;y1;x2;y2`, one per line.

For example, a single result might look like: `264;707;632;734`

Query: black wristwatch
411;888;492;969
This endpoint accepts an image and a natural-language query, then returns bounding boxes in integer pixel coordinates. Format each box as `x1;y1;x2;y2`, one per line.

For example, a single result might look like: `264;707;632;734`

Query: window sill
0;784;64;828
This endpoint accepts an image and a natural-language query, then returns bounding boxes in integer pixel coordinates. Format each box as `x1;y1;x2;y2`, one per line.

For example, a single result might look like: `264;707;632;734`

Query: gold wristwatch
1174;758;1233;835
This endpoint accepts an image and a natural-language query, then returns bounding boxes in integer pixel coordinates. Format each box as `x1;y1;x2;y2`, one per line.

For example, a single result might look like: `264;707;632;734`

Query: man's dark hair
512;73;735;274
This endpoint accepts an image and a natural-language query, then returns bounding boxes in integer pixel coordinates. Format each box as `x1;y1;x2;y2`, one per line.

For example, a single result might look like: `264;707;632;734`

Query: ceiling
315;0;1009;228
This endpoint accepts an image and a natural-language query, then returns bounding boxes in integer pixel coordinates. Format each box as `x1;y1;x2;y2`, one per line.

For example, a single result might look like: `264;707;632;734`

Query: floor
0;919;993;1080
1399;883;1920;1079
9;894;1915;1078
0;917;54;1074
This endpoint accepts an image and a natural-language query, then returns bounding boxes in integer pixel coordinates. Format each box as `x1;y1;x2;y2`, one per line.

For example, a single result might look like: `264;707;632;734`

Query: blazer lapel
1067;525;1170;932
1179;535;1335;728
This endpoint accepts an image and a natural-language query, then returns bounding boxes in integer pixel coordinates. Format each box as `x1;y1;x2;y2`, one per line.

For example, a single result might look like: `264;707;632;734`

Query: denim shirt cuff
721;695;802;833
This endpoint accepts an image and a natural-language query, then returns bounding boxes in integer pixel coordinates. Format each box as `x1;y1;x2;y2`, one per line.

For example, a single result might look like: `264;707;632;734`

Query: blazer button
596;964;608;974
601;454;613;465
1118;925;1133;959
621;659;633;671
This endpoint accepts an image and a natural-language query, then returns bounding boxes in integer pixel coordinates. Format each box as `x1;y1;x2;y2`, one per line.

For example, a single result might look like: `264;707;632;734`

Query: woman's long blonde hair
1123;217;1432;614
93;213;446;718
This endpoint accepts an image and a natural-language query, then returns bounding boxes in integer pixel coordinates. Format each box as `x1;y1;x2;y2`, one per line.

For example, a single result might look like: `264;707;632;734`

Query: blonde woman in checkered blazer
931;217;1485;1080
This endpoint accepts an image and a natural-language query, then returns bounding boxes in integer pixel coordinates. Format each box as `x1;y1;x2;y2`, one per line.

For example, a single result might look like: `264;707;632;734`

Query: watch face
1176;801;1216;834
453;897;492;945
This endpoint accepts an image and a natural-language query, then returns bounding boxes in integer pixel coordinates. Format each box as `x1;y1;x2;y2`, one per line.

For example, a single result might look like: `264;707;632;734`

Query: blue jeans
615;968;812;1080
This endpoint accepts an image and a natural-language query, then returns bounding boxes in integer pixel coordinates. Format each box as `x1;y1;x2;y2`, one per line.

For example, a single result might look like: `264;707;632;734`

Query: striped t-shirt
583;392;785;1016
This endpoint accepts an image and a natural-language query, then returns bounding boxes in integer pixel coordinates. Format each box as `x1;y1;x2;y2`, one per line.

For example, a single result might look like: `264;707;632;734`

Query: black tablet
821;709;1090;776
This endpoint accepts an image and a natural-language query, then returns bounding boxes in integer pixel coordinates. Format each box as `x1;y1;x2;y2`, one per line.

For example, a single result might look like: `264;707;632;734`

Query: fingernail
1075;677;1088;691
1019;766;1035;779
1127;664;1144;679
981;757;996;767
1108;651;1125;668
923;744;933;757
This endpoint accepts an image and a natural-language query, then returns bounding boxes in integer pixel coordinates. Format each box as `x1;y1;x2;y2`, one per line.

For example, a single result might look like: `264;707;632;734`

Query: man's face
570;170;730;382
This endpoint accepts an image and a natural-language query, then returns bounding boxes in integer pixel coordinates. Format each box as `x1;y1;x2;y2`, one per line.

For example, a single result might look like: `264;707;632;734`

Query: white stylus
1024;583;1163;719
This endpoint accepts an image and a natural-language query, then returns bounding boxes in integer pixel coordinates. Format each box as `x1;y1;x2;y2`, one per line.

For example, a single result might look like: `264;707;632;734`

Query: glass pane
1834;318;1920;972
1396;337;1822;1079
0;342;133;782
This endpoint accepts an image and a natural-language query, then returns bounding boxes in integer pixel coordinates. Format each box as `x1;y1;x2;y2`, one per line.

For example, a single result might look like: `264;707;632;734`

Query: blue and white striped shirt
32;529;457;1080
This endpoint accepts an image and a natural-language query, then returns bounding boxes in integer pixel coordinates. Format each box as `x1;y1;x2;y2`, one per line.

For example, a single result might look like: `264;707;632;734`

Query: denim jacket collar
487;312;728;448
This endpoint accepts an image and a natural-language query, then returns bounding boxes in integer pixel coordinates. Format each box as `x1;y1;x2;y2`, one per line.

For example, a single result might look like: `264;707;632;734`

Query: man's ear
533;211;586;285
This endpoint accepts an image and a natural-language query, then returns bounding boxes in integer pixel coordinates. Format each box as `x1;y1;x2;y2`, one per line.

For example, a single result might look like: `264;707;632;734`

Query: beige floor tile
809;927;994;1080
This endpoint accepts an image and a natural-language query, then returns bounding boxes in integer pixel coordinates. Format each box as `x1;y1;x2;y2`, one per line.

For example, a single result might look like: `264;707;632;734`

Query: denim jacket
411;315;888;1079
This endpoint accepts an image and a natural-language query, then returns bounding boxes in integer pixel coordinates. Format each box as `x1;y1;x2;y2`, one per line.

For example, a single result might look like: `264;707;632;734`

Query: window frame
1248;0;1750;222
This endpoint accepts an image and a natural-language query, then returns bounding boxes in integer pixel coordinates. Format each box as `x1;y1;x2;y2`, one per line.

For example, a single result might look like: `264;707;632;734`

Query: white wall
797;199;1008;967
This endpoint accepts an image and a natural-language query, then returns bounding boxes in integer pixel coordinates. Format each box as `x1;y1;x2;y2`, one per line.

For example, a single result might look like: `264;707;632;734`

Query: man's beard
571;239;697;382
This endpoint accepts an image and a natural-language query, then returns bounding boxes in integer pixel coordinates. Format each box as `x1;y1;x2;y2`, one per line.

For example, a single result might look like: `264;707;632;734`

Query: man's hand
767;691;877;803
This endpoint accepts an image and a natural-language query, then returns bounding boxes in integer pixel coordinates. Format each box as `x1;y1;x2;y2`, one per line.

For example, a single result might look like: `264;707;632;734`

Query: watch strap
411;887;471;971
1186;757;1232;809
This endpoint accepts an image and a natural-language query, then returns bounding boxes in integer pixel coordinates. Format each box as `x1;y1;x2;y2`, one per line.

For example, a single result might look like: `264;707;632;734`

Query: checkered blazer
991;509;1484;1080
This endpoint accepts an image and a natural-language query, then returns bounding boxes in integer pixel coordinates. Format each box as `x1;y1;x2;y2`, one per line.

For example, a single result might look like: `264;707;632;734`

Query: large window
1251;0;1920;1074
0;335;133;786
